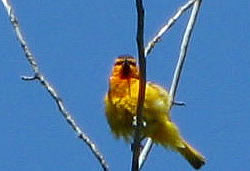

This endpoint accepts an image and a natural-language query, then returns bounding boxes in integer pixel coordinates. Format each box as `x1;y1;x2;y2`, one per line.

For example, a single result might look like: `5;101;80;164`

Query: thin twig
1;0;109;170
145;0;196;57
131;0;146;171
138;0;202;169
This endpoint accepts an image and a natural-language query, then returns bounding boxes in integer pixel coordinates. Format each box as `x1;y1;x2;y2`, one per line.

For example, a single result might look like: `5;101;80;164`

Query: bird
104;55;206;169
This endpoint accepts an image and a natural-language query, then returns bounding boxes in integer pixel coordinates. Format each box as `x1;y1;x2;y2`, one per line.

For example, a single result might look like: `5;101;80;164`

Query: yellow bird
104;55;205;169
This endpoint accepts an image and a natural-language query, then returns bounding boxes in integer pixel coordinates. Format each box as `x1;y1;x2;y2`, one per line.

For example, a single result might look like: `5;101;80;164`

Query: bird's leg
131;115;147;152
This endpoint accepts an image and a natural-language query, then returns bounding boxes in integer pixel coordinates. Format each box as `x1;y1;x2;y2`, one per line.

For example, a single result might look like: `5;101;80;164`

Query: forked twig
1;0;109;170
139;0;202;169
145;0;197;56
169;0;202;100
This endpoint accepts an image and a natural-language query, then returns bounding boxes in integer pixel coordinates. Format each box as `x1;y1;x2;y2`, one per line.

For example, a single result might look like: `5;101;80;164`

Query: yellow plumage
104;56;205;169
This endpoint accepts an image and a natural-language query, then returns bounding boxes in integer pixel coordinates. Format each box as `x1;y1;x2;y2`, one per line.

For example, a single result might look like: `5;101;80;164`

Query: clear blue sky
1;1;249;170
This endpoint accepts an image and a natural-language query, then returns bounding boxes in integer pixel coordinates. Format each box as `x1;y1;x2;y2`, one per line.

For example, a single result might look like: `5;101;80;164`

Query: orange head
111;56;139;79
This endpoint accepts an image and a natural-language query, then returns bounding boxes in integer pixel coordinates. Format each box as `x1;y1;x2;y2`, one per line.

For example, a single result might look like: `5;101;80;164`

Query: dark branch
132;0;146;171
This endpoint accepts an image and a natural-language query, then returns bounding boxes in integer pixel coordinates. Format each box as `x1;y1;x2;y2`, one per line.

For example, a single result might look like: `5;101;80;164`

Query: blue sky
1;0;250;170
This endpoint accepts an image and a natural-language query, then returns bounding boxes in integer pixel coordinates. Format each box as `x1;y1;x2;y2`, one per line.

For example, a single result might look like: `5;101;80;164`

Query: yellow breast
104;78;171;140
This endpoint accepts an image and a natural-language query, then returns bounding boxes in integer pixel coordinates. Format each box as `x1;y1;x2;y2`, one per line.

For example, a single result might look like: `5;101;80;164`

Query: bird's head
111;55;139;79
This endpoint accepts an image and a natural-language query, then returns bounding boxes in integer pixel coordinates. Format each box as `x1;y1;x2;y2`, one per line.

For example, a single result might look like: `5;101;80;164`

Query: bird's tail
177;141;206;170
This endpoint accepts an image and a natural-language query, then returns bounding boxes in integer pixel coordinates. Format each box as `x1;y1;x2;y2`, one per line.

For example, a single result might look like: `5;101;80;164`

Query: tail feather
177;141;206;170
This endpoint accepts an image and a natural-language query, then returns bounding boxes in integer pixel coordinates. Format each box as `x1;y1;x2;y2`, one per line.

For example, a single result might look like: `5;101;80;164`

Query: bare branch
1;0;109;170
138;138;153;169
169;0;202;101
145;0;196;57
132;0;146;171
139;0;202;169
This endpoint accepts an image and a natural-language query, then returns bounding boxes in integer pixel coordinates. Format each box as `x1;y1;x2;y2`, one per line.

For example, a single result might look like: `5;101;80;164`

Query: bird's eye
128;61;136;66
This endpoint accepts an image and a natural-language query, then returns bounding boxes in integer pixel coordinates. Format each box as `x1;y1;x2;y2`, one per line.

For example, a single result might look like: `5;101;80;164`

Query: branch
1;1;109;170
145;0;196;57
139;0;202;169
131;0;146;171
169;0;202;101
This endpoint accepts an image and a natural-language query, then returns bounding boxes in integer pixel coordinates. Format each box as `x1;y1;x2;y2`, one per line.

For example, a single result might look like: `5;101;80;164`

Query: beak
123;58;129;68
122;58;130;77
